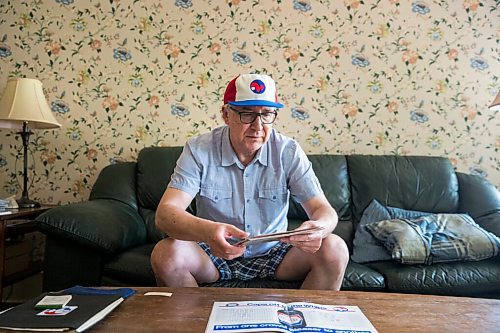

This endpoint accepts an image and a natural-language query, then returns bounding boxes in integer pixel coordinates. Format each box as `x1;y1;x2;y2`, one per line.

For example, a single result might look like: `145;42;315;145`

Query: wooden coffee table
89;287;499;332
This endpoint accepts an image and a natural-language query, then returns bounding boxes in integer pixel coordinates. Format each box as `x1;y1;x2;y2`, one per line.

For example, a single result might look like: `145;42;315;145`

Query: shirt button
246;199;250;203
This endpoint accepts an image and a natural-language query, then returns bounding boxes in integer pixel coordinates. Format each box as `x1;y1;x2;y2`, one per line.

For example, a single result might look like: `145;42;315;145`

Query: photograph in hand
229;226;325;246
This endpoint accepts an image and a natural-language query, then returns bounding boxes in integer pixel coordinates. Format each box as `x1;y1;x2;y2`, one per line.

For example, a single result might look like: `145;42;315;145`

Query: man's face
223;105;277;161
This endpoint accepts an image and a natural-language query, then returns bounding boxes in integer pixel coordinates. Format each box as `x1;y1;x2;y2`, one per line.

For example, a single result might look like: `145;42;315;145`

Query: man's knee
317;234;349;267
150;238;185;275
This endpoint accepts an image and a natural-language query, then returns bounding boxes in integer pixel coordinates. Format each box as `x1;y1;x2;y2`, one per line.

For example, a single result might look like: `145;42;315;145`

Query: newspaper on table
205;301;378;333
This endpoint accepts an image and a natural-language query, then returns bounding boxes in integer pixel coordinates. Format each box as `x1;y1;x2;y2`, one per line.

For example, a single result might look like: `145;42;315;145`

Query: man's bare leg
150;238;219;287
274;234;349;290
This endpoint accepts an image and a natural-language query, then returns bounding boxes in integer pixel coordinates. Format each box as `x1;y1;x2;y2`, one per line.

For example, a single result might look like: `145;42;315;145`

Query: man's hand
280;221;323;254
204;223;249;260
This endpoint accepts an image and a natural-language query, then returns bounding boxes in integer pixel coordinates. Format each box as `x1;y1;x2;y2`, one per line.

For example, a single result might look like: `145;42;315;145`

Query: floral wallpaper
0;0;498;204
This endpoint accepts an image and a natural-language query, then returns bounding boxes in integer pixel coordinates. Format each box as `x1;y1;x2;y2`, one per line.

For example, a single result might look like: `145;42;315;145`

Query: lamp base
16;197;41;208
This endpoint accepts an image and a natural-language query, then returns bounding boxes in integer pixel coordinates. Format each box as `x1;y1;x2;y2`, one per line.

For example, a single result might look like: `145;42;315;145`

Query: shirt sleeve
167;141;202;198
285;141;324;204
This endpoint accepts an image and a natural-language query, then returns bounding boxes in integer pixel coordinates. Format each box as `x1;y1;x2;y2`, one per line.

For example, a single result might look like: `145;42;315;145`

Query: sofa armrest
456;172;500;236
37;199;147;255
457;172;500;216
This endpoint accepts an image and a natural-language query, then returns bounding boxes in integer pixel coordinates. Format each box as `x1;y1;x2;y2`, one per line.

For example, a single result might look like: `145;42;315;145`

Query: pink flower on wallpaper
102;96;119;111
461;106;477;121
344;0;361;9
41;151;58;165
45;41;62;55
164;44;181;58
148;95;160;107
402;50;419;65
342;104;358;118
86;149;98;160
387;101;399;113
328;46;340;58
90;39;102;51
209;42;221;54
447;49;458;61
283;48;301;62
463;0;480;12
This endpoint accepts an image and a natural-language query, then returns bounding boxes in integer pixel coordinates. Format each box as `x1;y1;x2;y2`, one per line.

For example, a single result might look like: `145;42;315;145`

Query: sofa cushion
103;243;157;286
367;257;500;297
103;248;385;291
347;155;459;223
204;261;385;290
341;261;385;290
366;214;500;265
351;199;430;263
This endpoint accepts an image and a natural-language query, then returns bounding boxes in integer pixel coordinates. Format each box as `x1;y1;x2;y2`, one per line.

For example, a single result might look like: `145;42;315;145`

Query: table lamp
0;78;61;208
489;92;500;111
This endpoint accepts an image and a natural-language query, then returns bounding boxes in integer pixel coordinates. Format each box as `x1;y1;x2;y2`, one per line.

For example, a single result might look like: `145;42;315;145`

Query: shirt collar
221;126;269;167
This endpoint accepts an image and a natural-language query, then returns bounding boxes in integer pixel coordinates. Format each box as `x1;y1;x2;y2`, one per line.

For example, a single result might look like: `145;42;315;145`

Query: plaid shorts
198;242;291;281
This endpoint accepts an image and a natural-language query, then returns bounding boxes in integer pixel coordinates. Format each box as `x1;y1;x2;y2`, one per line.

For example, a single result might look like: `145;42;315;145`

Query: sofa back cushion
137;146;184;209
137;146;184;241
347;155;459;224
287;155;353;246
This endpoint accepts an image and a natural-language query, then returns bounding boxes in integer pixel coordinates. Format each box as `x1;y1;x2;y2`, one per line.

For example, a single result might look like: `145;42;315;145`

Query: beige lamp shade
0;78;61;129
489;92;500;111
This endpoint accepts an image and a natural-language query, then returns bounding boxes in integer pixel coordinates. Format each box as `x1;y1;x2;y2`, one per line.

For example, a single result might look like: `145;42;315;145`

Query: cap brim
228;100;284;108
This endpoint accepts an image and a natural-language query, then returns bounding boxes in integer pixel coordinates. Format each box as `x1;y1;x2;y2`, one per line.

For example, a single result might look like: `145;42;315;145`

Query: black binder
0;292;125;332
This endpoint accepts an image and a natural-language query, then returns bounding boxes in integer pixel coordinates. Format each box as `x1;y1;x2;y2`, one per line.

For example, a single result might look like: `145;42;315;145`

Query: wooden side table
0;205;53;302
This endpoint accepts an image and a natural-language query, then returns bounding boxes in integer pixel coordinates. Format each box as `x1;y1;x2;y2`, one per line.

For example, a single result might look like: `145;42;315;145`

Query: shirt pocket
200;187;233;202
198;187;234;220
258;186;289;225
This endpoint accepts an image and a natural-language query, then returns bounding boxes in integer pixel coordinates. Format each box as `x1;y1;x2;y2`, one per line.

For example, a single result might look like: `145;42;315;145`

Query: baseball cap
223;74;284;108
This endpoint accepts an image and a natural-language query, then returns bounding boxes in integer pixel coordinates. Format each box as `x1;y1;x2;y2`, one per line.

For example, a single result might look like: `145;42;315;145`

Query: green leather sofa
36;146;500;298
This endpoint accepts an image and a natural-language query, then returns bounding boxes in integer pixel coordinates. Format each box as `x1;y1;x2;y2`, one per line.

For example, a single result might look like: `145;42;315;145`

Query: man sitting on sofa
150;73;349;290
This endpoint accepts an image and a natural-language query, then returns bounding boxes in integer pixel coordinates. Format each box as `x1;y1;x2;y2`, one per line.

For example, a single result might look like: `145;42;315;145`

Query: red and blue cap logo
250;80;266;94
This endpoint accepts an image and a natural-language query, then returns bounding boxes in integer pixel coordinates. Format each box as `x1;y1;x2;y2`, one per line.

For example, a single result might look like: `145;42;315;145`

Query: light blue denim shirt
168;126;323;258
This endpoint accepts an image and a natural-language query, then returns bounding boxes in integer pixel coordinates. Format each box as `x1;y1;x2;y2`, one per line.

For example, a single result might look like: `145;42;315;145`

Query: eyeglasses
228;106;277;124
